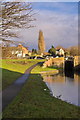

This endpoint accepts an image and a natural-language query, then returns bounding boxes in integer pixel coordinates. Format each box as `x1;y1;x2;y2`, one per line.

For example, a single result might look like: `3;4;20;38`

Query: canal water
42;72;80;106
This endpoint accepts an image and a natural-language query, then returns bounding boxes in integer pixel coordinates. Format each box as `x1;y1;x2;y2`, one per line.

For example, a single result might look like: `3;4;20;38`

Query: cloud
19;7;78;51
2;2;78;51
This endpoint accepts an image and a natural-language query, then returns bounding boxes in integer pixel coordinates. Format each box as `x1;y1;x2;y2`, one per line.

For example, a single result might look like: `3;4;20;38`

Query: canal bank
2;63;40;111
42;72;80;106
3;63;80;119
36;62;80;106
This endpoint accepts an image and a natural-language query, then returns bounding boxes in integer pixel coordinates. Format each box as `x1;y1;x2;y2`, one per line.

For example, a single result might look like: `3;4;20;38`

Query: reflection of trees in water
42;73;79;84
42;74;65;83
74;74;80;84
65;70;74;78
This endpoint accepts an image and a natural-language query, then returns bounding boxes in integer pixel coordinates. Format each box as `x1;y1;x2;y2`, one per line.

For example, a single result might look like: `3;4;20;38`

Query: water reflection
65;70;74;78
42;72;80;106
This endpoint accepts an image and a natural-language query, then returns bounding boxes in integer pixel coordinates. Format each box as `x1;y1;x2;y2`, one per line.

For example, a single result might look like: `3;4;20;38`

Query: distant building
18;44;28;57
12;44;29;58
28;51;32;56
38;30;45;55
56;48;65;56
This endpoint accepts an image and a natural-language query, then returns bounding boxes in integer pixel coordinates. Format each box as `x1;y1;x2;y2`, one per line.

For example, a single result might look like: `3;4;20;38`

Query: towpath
0;63;40;112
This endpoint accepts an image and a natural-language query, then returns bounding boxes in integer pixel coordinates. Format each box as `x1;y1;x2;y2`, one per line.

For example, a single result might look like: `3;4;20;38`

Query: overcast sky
15;2;78;51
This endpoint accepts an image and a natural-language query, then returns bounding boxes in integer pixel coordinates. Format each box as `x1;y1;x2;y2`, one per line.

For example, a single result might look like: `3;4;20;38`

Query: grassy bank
1;59;42;73
3;63;80;118
32;63;59;74
1;59;43;90
2;69;22;90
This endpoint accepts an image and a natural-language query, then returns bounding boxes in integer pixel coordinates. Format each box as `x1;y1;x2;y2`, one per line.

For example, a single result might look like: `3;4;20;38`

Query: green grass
32;63;59;74
2;68;22;90
2;63;80;118
1;59;44;90
3;74;80;118
1;59;41;74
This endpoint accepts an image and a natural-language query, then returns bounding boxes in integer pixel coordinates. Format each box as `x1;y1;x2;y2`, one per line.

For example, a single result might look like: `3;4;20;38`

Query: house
18;44;28;57
12;48;22;58
56;48;65;56
12;44;29;58
28;51;32;56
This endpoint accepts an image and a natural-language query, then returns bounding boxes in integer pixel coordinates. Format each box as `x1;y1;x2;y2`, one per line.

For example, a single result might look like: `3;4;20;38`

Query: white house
11;44;29;58
56;48;65;56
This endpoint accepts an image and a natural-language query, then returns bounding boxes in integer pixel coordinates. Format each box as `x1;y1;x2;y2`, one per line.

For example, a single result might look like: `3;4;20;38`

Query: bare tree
67;46;79;56
0;2;36;44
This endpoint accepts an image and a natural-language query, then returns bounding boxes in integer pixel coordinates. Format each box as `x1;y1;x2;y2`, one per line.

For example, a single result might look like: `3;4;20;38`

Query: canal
42;72;80;106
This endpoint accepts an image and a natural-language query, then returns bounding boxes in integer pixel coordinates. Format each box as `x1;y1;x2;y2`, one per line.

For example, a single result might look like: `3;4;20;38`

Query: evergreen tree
48;46;56;56
38;30;45;54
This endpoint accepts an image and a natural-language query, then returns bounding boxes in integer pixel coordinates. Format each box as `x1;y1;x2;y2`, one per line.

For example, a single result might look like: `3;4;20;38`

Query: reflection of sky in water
43;73;79;106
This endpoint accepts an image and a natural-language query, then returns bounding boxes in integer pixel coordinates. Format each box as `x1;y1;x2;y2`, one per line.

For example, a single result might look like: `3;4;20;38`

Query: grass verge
1;59;42;73
2;69;22;90
2;64;80;118
1;59;44;90
31;63;59;74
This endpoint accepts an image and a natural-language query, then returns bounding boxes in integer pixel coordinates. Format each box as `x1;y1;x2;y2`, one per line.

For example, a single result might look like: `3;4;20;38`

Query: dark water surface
42;72;80;106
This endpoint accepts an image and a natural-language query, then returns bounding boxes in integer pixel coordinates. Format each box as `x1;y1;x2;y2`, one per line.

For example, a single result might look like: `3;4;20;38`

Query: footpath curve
2;62;40;111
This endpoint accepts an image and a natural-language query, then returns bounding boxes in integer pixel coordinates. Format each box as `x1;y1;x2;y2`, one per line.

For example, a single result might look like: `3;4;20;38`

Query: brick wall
43;57;64;68
74;56;80;67
43;56;80;69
